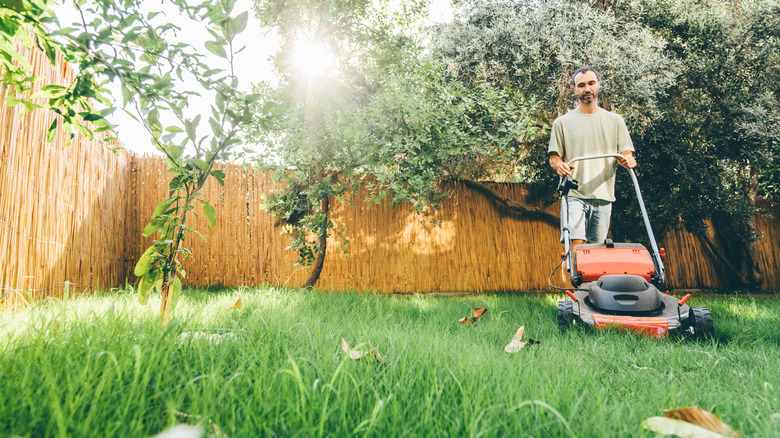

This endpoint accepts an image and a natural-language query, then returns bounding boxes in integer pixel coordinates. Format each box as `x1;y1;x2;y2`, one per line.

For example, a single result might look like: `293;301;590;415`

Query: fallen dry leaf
458;307;488;325
341;338;382;362
642;407;742;438
232;296;242;309
504;326;540;353
663;407;741;437
642;417;723;438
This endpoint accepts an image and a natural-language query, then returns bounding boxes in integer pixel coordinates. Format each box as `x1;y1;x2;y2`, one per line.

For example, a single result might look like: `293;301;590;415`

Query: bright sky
54;0;455;155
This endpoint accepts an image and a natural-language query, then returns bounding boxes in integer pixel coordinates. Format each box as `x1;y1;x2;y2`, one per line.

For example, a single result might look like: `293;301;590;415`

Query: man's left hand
617;152;636;169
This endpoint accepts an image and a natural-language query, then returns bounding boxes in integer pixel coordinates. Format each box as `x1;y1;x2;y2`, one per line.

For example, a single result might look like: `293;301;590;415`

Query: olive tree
247;0;433;287
248;0;550;286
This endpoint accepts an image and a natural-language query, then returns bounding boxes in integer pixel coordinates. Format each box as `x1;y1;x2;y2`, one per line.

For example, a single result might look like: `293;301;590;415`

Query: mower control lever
558;175;579;197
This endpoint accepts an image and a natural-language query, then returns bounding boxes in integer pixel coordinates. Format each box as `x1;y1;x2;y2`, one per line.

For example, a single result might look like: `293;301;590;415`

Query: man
548;66;637;249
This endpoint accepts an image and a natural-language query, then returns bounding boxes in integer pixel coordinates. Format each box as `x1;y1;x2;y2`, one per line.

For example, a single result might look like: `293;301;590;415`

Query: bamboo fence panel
659;226;727;290
0;36;131;309
128;163;566;293
128;161;780;293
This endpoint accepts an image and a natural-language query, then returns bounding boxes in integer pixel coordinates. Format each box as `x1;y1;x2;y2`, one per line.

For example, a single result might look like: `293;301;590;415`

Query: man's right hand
549;154;575;176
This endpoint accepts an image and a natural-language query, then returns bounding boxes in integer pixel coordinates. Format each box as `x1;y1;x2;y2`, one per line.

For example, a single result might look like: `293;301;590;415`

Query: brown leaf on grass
642;407;742;438
663;407;742;437
642;417;723;437
51;319;60;333
232;296;242;309
504;326;540;353
458;307;488;325
340;338;382;362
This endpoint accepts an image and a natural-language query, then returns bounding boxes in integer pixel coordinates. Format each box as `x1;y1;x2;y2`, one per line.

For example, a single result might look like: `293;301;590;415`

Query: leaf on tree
205;41;227;58
340;338;382;362
232;296;242;309
504;325;540;353
458;307;487;325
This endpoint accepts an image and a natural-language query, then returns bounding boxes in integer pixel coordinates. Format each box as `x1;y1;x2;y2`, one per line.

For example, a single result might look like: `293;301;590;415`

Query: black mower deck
558;288;714;338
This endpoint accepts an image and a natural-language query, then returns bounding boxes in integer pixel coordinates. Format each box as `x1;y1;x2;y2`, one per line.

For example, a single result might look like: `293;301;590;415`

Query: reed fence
2;37;779;310
125;161;780;294
0;37;130;309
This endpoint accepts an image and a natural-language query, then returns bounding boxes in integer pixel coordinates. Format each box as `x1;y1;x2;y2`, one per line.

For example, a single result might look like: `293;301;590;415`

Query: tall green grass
0;288;778;437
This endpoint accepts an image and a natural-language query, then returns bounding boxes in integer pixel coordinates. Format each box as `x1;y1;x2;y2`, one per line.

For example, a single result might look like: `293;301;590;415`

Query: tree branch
450;176;560;226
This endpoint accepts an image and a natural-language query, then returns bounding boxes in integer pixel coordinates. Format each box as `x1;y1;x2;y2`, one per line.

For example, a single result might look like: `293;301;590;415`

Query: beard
578;91;596;104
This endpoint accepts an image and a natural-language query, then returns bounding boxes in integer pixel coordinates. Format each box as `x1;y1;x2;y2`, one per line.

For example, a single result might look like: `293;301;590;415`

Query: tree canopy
251;0;778;288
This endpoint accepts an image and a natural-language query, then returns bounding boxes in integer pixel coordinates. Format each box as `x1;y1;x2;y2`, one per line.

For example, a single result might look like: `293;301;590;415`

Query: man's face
572;70;600;104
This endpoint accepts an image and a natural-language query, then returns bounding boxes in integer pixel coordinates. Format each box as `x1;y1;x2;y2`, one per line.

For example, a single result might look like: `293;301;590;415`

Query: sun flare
292;36;334;78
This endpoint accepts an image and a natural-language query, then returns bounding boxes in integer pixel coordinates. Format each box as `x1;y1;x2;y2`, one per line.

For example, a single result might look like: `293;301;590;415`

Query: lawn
0;287;778;437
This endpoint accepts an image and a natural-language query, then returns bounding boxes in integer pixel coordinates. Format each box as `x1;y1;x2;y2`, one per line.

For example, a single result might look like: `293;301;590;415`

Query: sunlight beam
292;36;334;79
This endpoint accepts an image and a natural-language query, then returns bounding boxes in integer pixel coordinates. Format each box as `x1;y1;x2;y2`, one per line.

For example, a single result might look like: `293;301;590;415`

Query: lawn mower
554;154;714;339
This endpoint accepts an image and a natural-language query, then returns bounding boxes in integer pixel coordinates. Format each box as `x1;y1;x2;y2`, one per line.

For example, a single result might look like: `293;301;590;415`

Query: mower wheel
689;307;714;339
558;301;575;330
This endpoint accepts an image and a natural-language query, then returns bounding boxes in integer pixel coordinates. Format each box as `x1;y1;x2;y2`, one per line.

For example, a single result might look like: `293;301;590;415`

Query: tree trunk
304;196;330;288
451;176;560;226
703;161;764;289
700;223;763;290
742;161;764;287
159;276;170;322
743;216;764;287
158;193;193;325
698;231;753;287
159;267;177;326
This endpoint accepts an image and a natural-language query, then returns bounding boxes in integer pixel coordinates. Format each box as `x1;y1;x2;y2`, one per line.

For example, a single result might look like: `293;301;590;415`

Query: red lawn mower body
556;155;714;339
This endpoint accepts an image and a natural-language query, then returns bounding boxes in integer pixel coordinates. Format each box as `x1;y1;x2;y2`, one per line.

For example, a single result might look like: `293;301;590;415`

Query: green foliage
99;0;262;319
262;173;349;266
608;0;779;250
0;0;115;144
1;0;273;320
3;0;269;312
251;0;543;274
248;0;434;271
358;61;542;211
433;0;677;201
437;0;778;286
761;140;780;199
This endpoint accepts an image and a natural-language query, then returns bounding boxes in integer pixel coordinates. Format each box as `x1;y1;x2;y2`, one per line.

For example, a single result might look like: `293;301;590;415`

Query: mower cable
547;248;589;292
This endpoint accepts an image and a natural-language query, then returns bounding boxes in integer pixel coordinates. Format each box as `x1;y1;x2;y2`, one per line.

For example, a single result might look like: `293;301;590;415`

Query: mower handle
559;153;665;286
565;153;631;168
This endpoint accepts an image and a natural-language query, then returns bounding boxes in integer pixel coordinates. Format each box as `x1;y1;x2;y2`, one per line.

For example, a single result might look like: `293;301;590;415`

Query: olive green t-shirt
547;108;634;202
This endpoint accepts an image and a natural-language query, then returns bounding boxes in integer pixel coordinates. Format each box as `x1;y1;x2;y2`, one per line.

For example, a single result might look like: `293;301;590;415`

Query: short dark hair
571;66;600;86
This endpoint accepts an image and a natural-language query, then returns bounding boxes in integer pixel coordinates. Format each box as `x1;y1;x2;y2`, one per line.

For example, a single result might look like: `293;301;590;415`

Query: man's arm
617;150;637;169
549;152;574;176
